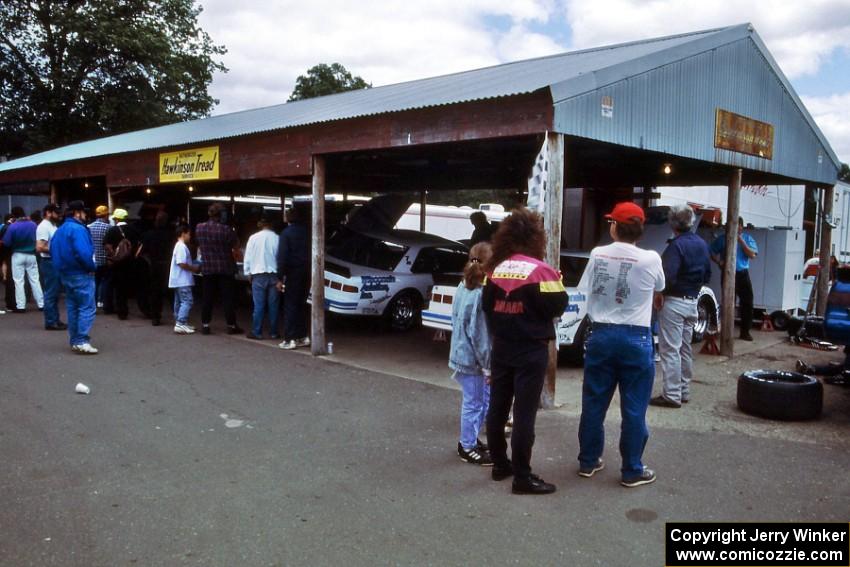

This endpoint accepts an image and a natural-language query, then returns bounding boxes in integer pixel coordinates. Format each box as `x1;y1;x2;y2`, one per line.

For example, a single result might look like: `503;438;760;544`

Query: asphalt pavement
1;307;848;566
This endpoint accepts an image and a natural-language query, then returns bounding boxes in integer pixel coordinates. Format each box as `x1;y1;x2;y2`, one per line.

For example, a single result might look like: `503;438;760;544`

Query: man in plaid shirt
87;205;111;310
195;203;243;335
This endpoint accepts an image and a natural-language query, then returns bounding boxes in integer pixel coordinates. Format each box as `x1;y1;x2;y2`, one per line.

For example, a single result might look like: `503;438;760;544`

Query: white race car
423;206;720;362
320;225;468;330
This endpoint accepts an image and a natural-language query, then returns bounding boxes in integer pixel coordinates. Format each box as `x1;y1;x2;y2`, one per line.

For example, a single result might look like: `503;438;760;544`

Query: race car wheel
692;295;715;343
737;370;823;421
386;291;421;331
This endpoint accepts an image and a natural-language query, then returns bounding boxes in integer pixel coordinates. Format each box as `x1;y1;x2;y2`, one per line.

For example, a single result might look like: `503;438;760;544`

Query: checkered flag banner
526;134;549;214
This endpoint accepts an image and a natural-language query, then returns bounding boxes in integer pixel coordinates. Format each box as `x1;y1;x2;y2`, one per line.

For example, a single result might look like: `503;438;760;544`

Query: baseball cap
95;205;109;217
112;208;129;221
605;202;645;224
67;200;87;212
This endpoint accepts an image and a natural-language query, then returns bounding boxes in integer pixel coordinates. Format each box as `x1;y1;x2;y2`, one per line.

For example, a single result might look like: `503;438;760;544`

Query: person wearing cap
36;203;67;330
243;212;280;340
51;201;98;354
576;201;665;488
103;208;140;320
2;206;44;313
649;205;712;409
710;217;758;341
481;207;569;495
87;205;112;311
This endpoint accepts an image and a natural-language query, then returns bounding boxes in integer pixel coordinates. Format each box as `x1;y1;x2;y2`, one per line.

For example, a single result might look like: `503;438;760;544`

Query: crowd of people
0;200;312;353
447;203;760;495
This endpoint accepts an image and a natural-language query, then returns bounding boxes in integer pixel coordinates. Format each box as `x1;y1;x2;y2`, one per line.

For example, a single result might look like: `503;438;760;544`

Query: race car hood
345;194;415;233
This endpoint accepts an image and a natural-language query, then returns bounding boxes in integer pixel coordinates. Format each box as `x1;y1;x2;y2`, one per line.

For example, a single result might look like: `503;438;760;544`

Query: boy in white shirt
169;226;199;334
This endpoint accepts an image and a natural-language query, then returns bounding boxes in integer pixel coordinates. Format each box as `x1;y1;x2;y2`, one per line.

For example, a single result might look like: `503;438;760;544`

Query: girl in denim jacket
449;242;493;466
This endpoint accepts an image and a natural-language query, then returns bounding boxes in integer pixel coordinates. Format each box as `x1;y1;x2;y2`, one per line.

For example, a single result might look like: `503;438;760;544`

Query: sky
196;0;850;163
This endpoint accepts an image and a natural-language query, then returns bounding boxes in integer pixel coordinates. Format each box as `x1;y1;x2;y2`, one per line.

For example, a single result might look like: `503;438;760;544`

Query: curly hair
486;207;546;271
464;242;492;289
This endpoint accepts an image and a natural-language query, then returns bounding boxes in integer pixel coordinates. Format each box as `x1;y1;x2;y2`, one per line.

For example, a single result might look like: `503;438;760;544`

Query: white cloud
802;93;850;163
563;0;850;79
197;0;564;114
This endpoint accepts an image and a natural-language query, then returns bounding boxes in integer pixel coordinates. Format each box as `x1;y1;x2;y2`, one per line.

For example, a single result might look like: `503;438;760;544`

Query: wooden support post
49;182;58;205
541;132;564;409
816;184;835;316
720;168;742;358
419;190;427;232
107;187;114;214
310;155;328;356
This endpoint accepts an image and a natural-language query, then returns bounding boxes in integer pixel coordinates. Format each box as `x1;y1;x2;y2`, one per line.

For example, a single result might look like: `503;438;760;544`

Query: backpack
107;226;133;265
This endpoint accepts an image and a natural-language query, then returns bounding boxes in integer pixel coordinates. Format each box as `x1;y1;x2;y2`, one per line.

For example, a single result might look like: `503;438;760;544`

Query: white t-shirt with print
168;241;195;288
577;241;665;327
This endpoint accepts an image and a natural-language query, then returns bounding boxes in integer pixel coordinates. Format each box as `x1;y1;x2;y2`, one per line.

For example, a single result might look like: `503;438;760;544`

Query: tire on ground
770;310;791;331
737;370;823;421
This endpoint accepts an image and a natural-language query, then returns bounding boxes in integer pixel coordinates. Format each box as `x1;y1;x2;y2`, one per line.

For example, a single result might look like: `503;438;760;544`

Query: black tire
560;318;589;366
770;310;791;331
737;370;823;421
692;295;716;343
786;316;825;339
385;290;422;331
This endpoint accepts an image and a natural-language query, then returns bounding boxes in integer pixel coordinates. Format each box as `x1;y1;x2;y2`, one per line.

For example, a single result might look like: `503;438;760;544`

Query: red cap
605;202;645;224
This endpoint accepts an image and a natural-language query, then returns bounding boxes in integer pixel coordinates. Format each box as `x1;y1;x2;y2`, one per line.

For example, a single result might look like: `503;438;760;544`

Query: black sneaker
457;443;493;466
649;395;681;409
578;459;605;478
475;440;488;453
491;458;512;481
512;474;556;495
227;325;244;335
621;468;656;488
201;325;211;335
45;322;68;331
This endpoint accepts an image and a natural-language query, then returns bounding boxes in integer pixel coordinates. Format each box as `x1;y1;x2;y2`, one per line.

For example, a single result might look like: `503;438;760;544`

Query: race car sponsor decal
361;275;396;292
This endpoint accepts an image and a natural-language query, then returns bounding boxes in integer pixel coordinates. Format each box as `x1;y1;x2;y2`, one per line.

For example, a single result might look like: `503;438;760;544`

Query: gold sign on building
714;109;774;159
159;146;220;183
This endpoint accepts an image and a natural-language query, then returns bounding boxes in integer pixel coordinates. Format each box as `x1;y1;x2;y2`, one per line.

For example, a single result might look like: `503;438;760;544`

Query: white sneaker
184;324;196;331
279;340;297;350
174;324;194;335
72;343;99;355
295;337;311;348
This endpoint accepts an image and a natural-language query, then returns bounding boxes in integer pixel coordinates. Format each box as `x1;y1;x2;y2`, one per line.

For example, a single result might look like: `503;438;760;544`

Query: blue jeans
578;323;655;480
251;273;280;337
60;273;96;346
454;372;490;450
173;286;194;325
38;257;61;327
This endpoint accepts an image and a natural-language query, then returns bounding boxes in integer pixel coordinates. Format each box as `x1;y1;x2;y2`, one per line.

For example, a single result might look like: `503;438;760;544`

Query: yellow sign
714;109;774;160
159;146;219;183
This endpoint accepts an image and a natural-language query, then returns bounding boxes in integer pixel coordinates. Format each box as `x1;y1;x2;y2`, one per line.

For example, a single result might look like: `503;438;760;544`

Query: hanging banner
527;135;549;214
714;109;774;159
159;146;220;183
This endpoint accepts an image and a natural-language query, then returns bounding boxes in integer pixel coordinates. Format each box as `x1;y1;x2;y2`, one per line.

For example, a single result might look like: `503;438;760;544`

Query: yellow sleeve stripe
539;280;566;293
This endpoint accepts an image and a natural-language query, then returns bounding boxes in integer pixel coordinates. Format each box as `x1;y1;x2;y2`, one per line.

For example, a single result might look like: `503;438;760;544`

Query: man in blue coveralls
710;217;758;341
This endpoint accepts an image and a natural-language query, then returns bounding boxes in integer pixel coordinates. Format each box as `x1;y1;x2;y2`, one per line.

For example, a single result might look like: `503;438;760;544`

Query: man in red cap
575;201;665;488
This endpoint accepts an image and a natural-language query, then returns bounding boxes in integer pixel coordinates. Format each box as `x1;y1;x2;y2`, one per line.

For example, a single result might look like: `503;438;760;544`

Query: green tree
288;63;370;102
0;0;227;159
840;162;850;183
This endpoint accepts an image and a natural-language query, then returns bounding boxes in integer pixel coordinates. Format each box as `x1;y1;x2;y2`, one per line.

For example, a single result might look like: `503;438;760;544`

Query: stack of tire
737;370;823;420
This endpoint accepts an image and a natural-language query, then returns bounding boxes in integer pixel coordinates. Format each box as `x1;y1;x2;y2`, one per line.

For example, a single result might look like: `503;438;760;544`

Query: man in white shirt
36;204;66;330
243;213;280;340
576;202;665;488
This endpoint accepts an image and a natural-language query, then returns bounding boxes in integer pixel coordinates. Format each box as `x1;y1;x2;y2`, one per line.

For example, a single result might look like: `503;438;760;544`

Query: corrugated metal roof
0;26;733;173
0;22;839;179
